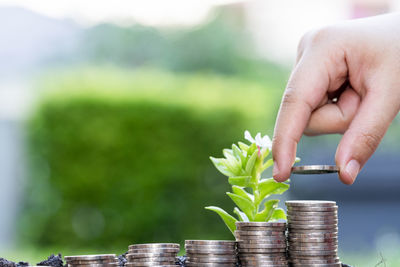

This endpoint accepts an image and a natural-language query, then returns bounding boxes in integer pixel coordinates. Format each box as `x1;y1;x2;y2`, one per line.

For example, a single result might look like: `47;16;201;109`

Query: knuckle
301;26;333;49
358;132;382;154
281;87;298;106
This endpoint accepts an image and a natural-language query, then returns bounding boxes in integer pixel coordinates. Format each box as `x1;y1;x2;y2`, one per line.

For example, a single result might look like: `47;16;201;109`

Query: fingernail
273;164;280;179
345;159;360;183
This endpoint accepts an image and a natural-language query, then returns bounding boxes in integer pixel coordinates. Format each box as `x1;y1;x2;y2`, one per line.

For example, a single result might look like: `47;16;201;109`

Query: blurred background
0;0;399;266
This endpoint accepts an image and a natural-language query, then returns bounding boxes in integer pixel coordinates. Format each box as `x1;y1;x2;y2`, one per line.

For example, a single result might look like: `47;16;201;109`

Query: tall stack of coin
126;243;179;267
184;240;237;266
65;254;119;267
286;200;341;266
235;222;288;266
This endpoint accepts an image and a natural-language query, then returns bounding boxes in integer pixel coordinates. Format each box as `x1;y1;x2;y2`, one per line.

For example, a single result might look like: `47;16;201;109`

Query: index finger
272;58;330;182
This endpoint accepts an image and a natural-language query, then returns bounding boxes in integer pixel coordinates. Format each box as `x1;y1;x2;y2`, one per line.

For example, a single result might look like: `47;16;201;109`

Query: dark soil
37;254;63;267
175;255;186;266
117;252;127;267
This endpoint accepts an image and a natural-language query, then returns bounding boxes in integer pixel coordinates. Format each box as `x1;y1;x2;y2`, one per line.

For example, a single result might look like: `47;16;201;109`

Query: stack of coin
126;243;180;267
65;254;119;267
286;200;341;266
185;240;237;266
235;222;288;266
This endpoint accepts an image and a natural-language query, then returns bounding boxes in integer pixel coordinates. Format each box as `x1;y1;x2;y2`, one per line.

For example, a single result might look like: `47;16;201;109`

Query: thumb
335;88;399;185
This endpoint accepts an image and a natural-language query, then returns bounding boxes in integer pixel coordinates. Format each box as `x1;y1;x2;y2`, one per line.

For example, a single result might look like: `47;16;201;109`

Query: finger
272;58;330;182
304;87;361;135
335;88;400;185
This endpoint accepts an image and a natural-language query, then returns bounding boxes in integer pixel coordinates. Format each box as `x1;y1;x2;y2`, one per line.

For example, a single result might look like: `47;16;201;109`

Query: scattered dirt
117;252;127;267
36;254;64;267
175;255;186;266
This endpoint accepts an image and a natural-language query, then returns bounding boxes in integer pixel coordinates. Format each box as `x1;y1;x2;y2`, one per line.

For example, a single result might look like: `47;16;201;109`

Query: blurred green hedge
19;68;281;250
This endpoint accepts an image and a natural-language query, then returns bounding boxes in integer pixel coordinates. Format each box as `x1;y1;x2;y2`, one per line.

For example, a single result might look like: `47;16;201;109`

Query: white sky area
0;0;241;26
1;0;400;64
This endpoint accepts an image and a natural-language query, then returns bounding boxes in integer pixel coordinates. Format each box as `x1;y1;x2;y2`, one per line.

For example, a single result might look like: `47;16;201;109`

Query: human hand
272;13;400;185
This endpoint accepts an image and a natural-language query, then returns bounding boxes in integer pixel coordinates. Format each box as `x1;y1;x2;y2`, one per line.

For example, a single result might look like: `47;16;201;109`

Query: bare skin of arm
272;13;400;185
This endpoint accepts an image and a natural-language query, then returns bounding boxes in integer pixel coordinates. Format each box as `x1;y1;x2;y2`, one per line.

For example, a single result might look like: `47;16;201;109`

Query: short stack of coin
286;200;341;266
65;254;119;267
126;243;180;267
235;222;288;266
185;240;237;266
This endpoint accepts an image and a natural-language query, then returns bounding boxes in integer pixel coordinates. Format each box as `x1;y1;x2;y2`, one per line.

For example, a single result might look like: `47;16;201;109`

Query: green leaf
242;142;257;167
245;150;257;174
205;206;237;235
237;142;249;152
232;186;254;202
223;153;242;175
258;178;289;200
223;149;233;158
270;208;286;221
254;199;279;222
246;143;257;158
234;207;249;222
232;144;245;162
210;157;234;177
228;176;252;187
227;192;255;220
261;158;274;172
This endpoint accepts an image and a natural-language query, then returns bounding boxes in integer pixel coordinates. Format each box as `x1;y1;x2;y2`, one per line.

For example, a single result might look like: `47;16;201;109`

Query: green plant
206;130;299;235
20;68;282;249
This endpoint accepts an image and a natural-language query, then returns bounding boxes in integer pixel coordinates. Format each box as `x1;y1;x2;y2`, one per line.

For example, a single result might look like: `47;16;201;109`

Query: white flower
244;130;272;150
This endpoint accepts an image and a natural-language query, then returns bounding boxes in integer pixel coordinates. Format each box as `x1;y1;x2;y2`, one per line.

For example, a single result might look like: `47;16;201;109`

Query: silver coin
234;230;285;236
289;257;340;264
288;219;339;225
128;248;179;254
67;262;118;266
288;224;337;230
288;243;338;251
65;255;117;261
289;232;338;238
66;258;118;264
286;200;336;206
239;258;288;263
185;244;236;251
235;237;286;242
126;253;177;258
185;249;235;255
239;244;286;249
288;236;338;243
287;211;337;216
187;256;237;263
287;215;338;222
236;239;287;245
185;240;236;246
237;247;286;253
291;165;339;174
185;262;236;267
236;226;286;230
125;263;176;267
287;206;338;212
68;264;119;267
239;261;288;267
236;222;286;227
128;257;175;263
128;243;180;250
289;249;337;256
291;263;341;267
238;262;288;267
239;254;287;260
